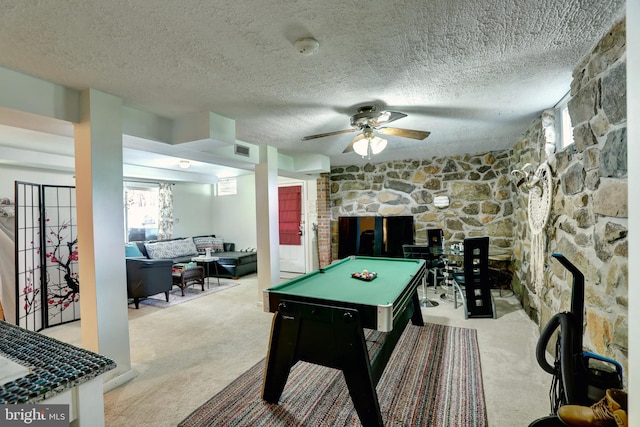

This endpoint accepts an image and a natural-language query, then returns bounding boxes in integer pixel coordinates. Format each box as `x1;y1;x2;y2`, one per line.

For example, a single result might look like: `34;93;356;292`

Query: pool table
262;255;426;427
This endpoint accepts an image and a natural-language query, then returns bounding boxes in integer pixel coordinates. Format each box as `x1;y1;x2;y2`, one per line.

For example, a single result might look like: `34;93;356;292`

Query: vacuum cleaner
535;253;623;414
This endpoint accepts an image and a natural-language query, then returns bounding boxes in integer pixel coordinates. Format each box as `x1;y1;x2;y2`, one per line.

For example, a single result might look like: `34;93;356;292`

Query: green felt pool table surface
267;256;424;307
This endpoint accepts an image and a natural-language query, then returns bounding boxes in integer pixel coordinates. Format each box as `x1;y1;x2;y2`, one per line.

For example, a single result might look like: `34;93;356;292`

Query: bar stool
402;244;439;307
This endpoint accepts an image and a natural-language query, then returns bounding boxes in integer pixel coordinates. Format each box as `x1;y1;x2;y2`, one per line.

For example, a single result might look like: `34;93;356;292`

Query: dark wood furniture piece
337;216;414;259
172;266;205;296
262;255;425;427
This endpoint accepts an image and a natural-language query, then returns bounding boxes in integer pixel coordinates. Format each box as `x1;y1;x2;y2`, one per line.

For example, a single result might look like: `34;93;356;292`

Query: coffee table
192;256;221;287
172;265;205;295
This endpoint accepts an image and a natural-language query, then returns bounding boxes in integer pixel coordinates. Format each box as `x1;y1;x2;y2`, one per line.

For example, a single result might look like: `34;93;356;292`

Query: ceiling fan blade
372;111;407;127
378;127;430;140
342;133;365;153
302;128;355;141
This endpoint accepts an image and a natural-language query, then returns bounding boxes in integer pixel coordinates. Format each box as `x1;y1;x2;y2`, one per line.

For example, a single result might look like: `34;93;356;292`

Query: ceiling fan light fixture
370;137;387;154
353;134;388;157
353;138;369;156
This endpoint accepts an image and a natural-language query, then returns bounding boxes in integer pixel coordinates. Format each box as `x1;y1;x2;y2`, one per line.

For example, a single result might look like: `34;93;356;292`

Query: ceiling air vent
234;144;250;157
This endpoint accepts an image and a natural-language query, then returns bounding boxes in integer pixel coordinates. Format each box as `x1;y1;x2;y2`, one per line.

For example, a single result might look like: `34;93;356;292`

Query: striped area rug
179;323;486;426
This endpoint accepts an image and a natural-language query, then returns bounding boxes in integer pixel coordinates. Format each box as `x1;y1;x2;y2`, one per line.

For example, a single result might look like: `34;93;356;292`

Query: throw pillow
193;236;216;254
145;238;199;259
212;238;224;252
125;243;143;258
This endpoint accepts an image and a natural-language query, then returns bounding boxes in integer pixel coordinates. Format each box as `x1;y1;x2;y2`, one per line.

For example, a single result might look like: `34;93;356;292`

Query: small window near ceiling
556;93;574;150
217;177;237;196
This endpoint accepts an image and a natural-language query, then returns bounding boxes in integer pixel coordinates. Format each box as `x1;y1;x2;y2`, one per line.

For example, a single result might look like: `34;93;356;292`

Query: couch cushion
216;252;257;266
212;238;224;251
193;236;216;254
145;238;199;259
125;243;144;258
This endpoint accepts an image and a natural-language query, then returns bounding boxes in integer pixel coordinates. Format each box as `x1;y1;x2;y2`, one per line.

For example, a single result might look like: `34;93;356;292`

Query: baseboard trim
103;369;137;393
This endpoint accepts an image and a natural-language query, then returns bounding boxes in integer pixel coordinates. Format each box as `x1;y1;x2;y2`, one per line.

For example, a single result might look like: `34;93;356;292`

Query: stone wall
329;152;515;256
510;19;627;373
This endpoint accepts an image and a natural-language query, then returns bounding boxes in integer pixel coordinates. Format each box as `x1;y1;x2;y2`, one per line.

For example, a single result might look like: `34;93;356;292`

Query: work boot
557;388;627;427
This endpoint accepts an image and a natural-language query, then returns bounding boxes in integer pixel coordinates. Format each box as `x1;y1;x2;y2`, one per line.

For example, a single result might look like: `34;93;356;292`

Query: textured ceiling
0;0;626;172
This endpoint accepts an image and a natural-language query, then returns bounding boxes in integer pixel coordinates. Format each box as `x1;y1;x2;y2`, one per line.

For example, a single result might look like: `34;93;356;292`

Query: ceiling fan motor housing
350;106;380;128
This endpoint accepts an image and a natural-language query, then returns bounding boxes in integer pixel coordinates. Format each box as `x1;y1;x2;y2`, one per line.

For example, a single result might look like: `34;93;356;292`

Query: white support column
74;89;135;389
255;145;280;304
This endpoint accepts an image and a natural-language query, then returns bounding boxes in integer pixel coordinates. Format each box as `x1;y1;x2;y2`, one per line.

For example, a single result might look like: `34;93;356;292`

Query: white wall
211;174;257;250
0;165;75;197
172;182;215;237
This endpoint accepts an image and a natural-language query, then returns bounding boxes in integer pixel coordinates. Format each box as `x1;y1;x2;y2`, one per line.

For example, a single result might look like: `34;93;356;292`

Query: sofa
131;235;258;279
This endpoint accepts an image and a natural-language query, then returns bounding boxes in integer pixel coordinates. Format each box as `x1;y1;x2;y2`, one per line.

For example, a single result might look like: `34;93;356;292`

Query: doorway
278;184;305;274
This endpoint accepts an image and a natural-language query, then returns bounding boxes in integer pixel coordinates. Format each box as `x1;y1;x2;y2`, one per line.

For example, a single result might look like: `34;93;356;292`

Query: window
556;92;574;150
124;182;159;242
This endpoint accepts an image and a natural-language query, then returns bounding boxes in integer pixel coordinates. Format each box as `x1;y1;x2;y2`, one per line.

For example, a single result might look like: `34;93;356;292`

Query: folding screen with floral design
15;182;79;331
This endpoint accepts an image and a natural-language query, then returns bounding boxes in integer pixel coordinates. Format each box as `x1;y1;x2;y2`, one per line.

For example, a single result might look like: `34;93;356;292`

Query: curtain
278;186;301;245
158;183;173;240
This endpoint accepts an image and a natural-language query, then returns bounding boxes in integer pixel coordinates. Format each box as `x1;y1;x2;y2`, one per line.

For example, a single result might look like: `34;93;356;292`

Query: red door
279;185;305;274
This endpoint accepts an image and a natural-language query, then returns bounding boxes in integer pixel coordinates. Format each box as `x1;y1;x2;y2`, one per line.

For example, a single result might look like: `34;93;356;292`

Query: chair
427;228;443;248
402;244;439;307
358;229;375;255
126;258;174;308
426;229;445;290
453;237;496;319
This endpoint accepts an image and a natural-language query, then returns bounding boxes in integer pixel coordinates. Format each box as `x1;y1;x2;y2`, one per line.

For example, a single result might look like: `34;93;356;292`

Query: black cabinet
337;216;414;259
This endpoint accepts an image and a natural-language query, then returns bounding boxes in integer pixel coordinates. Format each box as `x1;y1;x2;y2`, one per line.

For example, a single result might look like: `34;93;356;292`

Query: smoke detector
294;37;319;56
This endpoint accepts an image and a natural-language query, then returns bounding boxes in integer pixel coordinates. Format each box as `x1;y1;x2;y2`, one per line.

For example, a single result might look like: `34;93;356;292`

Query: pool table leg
262;308;300;403
262;301;386;426
336;321;384;427
410;289;425;327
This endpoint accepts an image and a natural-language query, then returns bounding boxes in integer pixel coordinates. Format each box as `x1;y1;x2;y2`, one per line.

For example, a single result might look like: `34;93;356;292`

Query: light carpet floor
135;280;239;308
41;275;552;427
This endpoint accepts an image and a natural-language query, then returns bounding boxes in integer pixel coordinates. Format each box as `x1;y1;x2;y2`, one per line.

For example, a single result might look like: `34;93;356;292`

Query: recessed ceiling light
178;160;191;169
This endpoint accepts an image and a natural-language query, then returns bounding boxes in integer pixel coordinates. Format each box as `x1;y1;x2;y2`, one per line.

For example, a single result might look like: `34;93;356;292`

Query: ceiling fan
302;105;430;156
